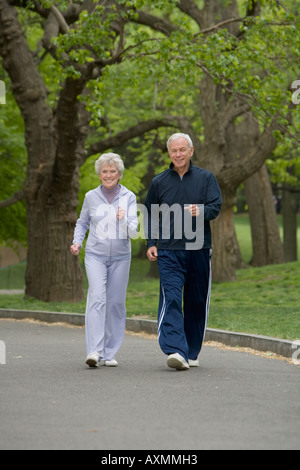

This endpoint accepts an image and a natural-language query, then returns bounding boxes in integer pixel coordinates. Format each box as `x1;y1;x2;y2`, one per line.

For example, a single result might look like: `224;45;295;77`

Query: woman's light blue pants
84;255;131;361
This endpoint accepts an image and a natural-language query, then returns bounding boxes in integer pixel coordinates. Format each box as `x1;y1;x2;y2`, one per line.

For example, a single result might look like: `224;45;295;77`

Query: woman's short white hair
95;153;124;179
167;133;193;150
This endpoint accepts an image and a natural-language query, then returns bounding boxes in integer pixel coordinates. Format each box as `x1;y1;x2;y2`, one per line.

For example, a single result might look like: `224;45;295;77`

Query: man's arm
144;182;159;261
204;173;223;221
144;182;159;247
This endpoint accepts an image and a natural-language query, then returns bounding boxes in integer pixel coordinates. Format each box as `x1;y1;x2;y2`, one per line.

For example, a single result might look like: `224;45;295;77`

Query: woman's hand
70;243;81;257
117;207;126;221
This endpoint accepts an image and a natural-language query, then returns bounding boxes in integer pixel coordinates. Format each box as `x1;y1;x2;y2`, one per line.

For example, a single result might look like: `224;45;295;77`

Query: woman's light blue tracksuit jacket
73;185;138;360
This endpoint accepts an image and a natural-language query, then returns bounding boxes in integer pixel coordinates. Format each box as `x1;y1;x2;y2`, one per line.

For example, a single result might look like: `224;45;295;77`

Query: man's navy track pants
157;249;212;362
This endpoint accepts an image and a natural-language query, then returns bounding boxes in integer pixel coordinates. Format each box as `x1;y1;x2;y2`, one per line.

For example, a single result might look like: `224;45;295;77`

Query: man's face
168;137;194;173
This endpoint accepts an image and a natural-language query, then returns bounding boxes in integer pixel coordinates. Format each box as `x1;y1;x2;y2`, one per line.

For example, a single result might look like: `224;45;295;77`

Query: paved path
0;320;299;450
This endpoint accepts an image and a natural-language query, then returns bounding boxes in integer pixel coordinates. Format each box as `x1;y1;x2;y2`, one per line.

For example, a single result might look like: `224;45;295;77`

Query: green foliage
267;141;300;187
0;75;27;246
55;6;116;68
1;0;299;246
39;0;81;10
75;0;300;163
125;2;299;126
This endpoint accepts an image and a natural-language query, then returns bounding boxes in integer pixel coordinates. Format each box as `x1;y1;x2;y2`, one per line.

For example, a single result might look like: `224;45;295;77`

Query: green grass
234;214;300;264
209;261;300;340
234;215;253;264
0;215;299;340
0;261;27;290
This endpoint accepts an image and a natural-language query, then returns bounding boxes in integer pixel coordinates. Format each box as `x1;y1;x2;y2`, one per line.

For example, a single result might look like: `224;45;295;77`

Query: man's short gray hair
95;153;124;178
167;133;193;150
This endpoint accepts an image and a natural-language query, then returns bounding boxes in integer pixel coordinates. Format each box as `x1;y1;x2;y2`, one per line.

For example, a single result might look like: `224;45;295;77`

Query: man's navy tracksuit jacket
145;162;222;362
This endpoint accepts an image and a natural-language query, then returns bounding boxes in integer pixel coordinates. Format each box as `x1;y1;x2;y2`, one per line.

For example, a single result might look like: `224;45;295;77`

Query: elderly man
145;133;222;371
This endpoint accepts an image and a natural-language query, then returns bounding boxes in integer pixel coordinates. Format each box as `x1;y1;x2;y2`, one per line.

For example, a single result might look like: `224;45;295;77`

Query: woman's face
99;164;120;190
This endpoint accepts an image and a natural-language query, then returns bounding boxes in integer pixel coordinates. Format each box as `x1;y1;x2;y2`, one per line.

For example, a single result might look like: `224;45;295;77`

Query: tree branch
8;0;49;18
218;124;278;189
0;190;25;209
49;5;70;33
9;0;81;23
177;0;204;29
195;17;247;38
245;0;261;17
218;97;251;129
85;117;179;161
133;10;178;36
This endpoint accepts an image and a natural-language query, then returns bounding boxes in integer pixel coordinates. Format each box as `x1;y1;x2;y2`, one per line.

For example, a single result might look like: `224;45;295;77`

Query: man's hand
184;204;200;217
147;246;158;262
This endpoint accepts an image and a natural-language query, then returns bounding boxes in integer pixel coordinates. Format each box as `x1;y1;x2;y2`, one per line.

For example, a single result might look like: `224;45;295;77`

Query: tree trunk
210;190;240;282
244;164;284;266
25;187;84;302
0;0;84;302
282;186;298;262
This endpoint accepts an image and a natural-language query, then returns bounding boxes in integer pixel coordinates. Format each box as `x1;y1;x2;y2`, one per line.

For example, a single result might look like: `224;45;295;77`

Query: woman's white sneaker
85;352;100;368
167;353;189;371
104;359;118;367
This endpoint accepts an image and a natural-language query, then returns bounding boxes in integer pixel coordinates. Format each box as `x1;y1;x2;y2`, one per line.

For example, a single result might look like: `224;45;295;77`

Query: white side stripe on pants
203;257;212;337
158;286;166;341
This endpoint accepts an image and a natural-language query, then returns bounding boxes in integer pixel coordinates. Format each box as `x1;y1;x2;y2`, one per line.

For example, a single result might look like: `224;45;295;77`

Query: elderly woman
70;153;138;368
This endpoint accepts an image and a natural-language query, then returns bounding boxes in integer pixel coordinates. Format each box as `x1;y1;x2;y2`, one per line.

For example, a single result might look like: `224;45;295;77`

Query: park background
0;0;299;342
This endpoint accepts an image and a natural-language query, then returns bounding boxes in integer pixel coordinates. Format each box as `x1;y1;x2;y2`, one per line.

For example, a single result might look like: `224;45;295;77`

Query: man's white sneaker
167;353;189;371
104;359;118;367
189;359;199;367
85;353;100;368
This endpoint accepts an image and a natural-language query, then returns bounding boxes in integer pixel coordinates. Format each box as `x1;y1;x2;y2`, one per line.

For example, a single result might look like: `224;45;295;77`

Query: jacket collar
94;184;129;202
169;160;193;174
